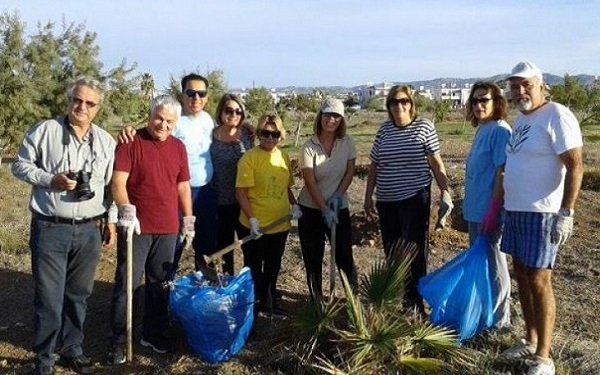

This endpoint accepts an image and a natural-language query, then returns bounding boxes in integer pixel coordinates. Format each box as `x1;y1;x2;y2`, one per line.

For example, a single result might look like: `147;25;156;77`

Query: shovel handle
203;214;292;264
126;226;134;362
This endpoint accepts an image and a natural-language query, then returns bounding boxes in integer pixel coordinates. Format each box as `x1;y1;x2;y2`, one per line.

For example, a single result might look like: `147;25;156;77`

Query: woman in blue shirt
463;81;512;328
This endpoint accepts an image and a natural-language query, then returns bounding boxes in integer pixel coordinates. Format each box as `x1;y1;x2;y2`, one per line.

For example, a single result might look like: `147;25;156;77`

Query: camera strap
62;116;94;172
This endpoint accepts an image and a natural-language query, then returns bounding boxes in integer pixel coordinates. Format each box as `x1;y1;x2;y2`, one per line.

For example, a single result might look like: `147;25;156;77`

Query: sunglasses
389;97;411;106
323;112;342;119
72;97;99;109
472;97;492;106
258;129;281;139
224;107;243;116
184;89;208;98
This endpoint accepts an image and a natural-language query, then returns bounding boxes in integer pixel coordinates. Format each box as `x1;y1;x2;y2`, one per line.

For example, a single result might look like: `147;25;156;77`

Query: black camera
67;171;95;201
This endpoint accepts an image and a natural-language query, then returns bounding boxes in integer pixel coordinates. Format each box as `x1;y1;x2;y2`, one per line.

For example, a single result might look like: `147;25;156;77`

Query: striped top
369;118;440;201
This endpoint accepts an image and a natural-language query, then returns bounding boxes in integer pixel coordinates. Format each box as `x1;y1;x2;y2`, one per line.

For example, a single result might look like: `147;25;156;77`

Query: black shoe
33;365;54;375
106;343;126;365
59;354;95;374
140;336;170;354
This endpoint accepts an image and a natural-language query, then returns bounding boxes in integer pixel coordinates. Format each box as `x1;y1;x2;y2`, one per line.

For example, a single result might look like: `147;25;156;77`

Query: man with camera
107;95;194;364
12;77;116;375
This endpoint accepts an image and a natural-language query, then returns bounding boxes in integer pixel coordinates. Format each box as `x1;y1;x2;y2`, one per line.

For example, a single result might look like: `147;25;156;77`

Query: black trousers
376;185;431;311
239;225;288;311
298;205;354;299
216;204;244;275
110;231;177;344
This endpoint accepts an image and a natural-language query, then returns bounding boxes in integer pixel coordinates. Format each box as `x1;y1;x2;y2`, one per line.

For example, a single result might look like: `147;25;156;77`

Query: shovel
199;214;293;283
328;198;341;299
125;225;134;362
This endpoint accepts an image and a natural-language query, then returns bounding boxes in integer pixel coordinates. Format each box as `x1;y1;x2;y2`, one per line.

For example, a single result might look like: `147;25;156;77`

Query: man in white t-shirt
169;74;217;275
500;62;583;375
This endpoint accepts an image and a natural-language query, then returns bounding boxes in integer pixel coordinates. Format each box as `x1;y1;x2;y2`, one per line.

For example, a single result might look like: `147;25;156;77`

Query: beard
515;97;533;113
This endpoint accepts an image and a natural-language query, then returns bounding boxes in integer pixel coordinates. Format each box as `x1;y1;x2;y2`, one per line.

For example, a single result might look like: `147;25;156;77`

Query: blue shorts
501;211;558;269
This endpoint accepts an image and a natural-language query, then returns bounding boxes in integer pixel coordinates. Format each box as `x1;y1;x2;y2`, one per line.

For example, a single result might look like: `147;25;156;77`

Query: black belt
33;213;105;225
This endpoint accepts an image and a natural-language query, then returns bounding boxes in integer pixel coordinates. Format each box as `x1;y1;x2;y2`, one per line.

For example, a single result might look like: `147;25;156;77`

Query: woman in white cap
364;85;452;313
297;98;357;300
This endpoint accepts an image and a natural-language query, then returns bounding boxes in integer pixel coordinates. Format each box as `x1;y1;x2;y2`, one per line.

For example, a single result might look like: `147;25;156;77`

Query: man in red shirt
107;95;195;365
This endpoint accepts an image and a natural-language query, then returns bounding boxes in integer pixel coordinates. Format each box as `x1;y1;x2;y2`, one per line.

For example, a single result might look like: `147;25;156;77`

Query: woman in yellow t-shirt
235;114;299;319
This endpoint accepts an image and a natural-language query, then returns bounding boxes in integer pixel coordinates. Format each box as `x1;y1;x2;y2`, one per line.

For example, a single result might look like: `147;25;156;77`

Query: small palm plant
290;240;475;374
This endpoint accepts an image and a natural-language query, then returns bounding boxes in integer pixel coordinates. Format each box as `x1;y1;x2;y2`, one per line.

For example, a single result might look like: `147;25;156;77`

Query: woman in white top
297;98;357;300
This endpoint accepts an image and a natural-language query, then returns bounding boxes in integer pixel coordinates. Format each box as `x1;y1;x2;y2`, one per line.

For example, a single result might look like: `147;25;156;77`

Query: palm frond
411;323;475;367
340;271;367;335
396;355;448;374
293;297;343;359
359;241;415;308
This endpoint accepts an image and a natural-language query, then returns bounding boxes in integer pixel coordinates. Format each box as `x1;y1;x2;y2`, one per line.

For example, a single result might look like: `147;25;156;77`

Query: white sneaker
526;356;555;375
501;338;536;359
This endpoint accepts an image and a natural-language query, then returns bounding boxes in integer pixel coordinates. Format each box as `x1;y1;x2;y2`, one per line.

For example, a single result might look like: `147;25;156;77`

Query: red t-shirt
114;128;190;234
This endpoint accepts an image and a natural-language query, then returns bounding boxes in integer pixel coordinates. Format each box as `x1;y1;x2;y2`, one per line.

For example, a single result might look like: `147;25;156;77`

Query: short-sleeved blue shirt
463;119;512;222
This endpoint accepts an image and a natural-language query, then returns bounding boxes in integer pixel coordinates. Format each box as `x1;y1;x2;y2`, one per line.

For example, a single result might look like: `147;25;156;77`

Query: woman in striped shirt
364;85;453;313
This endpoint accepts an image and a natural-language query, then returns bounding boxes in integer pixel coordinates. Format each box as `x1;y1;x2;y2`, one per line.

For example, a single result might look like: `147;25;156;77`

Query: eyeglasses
258;129;281;139
72;98;99;109
184;89;208;98
389;97;411;106
224;107;243;116
472;97;492;106
323;112;342;119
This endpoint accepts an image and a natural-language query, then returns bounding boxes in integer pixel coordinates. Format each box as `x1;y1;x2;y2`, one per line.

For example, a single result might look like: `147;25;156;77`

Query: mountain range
269;74;597;94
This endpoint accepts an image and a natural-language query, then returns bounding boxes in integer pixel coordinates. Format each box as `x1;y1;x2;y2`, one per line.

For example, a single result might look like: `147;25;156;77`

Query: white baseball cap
321;98;344;117
508;61;543;82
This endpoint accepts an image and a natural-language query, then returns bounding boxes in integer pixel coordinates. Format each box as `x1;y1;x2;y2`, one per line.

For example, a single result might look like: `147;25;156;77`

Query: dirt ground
1;158;600;374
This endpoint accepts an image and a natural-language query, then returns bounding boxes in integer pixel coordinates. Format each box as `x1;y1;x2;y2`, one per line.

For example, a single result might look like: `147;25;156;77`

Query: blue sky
2;0;599;90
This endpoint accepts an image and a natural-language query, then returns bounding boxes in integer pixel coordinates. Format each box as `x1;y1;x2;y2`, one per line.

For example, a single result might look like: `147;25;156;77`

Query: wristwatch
558;208;574;217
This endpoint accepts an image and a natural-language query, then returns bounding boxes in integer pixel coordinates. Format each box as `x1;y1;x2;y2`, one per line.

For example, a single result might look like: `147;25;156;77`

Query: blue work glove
291;204;303;220
326;191;343;211
323;207;339;228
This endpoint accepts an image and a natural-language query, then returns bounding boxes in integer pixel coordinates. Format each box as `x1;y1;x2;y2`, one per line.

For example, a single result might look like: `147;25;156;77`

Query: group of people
11;61;582;375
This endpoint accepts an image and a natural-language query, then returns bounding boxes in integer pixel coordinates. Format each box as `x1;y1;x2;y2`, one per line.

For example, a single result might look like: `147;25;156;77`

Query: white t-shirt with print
503;102;582;213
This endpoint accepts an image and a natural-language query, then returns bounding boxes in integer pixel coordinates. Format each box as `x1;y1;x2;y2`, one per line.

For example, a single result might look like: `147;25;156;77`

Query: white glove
117;204;141;234
291;204;303;220
551;213;574;246
435;190;454;230
249;217;262;238
179;216;196;247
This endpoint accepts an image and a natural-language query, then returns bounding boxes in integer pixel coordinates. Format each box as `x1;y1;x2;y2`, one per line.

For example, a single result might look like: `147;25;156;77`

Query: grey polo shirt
12;117;116;219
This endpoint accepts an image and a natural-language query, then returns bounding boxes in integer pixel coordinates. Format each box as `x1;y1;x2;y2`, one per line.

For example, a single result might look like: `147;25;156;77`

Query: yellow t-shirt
236;146;293;234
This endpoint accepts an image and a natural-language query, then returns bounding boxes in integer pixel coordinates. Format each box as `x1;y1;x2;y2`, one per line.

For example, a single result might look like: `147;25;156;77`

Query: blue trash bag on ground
418;235;494;341
169;266;254;363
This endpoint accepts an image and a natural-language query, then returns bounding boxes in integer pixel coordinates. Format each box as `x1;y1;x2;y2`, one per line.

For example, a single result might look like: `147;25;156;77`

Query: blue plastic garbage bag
418;235;494;341
169;267;254;363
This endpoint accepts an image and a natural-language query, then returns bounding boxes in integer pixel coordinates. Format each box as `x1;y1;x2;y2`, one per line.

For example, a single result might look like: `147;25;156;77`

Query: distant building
358;81;394;107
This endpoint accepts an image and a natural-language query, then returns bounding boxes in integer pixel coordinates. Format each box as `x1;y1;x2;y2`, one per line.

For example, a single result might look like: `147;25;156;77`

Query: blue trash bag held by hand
418;235;494;341
169;267;254;363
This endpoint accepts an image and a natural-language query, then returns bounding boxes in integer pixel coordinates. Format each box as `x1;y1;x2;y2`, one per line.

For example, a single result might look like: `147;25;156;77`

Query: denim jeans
29;218;102;367
171;185;218;275
110;231;177;344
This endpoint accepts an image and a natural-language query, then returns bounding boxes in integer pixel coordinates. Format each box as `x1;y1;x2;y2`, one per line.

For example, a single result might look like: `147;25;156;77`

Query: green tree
0;11;148;150
0;11;37;153
244;87;275;118
551;75;600;126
